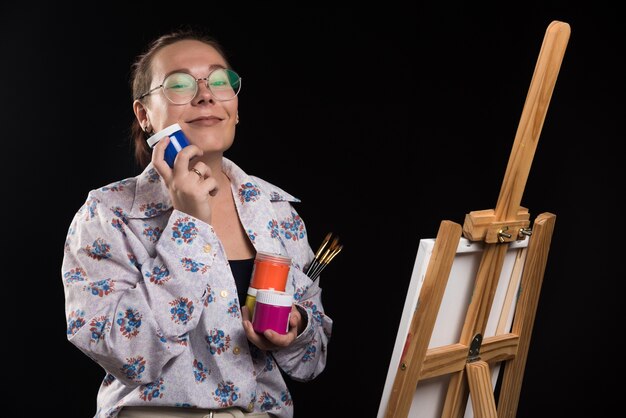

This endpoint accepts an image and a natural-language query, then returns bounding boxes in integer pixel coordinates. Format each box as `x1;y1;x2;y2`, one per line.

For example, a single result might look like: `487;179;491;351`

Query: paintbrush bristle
307;232;343;281
314;232;333;259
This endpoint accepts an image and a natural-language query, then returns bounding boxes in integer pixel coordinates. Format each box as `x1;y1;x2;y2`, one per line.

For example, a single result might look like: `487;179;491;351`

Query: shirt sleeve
62;195;220;387
269;202;333;381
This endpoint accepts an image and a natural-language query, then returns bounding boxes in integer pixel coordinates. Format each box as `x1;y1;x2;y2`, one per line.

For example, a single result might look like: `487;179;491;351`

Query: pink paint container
252;290;293;335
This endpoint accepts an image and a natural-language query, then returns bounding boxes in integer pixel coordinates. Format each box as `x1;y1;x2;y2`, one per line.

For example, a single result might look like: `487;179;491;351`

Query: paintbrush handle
306;259;320;276
308;262;323;280
311;265;328;281
308;232;342;281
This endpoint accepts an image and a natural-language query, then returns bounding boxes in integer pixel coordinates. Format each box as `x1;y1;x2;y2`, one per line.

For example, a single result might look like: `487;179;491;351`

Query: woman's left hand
241;305;304;351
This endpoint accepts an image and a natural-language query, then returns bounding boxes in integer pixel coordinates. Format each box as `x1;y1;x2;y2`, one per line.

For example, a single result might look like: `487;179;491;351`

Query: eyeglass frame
136;67;242;104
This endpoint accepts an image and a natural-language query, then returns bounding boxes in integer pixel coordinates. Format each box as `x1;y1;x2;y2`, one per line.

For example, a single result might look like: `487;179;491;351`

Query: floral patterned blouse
62;157;332;418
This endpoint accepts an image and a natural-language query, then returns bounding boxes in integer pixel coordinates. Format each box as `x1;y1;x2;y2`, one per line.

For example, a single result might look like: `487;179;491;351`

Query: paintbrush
309;236;339;279
307;233;342;281
309;244;342;281
305;232;332;277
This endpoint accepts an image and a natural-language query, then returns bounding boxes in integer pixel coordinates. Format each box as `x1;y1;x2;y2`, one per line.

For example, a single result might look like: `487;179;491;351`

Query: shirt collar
223;157;299;256
128;164;171;219
128;157;300;257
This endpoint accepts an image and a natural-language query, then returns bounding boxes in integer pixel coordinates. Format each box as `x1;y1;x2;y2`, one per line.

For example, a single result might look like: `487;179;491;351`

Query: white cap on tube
146;123;182;148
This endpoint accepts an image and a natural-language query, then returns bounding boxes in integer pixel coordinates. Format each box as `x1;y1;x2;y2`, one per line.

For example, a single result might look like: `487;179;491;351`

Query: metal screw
498;229;512;243
519;228;532;237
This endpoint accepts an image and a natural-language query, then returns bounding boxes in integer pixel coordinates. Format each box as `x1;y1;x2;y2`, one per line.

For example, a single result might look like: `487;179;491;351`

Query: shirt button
220;290;228;298
233;346;241;355
203;244;212;253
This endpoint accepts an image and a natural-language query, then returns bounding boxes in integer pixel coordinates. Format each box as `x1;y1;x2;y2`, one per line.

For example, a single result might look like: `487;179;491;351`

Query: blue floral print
86;238;111;260
206;329;231;355
64;267;87;284
139;377;165;401
86;279;115;297
171;217;199;245
145;265;170;285
142;224;162;242
121;356;146;382
62;158;332;418
66;309;86;336
169;298;194;325
259;392;279;411
280;212;305;241
89;315;111;343
181;257;208;273
140;202;167;217
117;308;142;339
238;182;261;203
193;359;209;383
213;381;240;407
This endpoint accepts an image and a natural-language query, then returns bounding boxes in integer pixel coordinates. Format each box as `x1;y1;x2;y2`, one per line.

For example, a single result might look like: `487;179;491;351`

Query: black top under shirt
229;258;255;303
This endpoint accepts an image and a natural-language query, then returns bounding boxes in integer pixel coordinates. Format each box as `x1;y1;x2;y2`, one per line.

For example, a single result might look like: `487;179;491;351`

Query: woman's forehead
152;40;227;76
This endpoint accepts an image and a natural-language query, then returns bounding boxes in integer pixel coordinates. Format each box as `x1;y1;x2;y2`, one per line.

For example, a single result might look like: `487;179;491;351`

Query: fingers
240;306;297;350
241;305;252;322
168;145;218;197
189;164;219;196
190;167;204;181
263;328;297;347
152;136;218;224
290;305;302;326
151;136;173;183
265;306;301;347
289;306;304;334
189;161;208;178
173;142;203;171
241;307;273;350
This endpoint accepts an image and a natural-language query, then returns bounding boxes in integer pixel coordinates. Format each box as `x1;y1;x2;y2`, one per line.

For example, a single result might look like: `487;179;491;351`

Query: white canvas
377;237;528;417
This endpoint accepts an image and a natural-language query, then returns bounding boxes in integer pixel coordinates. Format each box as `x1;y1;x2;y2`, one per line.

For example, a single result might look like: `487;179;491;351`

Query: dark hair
130;28;230;168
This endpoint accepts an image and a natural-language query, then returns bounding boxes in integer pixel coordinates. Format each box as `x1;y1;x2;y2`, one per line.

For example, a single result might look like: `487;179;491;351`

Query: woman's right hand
151;136;218;225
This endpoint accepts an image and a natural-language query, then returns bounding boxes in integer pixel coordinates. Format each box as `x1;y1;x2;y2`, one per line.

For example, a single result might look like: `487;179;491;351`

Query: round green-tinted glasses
138;68;242;104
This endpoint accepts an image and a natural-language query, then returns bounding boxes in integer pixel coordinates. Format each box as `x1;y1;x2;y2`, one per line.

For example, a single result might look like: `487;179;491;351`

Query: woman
62;29;332;418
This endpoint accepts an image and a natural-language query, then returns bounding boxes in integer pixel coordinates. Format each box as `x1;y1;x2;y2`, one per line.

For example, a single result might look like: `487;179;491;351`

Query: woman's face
139;39;238;155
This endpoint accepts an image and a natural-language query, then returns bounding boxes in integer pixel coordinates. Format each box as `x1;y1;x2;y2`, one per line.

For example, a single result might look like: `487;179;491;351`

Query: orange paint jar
250;252;291;291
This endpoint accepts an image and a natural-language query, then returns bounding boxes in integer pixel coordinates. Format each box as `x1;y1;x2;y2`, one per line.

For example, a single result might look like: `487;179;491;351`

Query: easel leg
442;372;469;417
497;213;556;417
442;243;509;418
466;360;498;418
384;221;462;418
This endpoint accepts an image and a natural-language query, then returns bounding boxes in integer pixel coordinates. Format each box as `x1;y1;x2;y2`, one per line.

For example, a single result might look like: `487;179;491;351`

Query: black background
5;3;624;417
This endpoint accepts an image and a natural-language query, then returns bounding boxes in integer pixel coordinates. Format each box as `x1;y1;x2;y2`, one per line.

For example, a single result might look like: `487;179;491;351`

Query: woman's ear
133;100;150;132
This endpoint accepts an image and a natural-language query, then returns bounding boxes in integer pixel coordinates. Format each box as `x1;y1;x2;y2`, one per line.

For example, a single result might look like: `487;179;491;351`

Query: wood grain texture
496;248;527;334
497;213;556;417
466;361;498;417
463;208;530;242
494;21;571;221
383;21;567;418
420;334;519;380
442;243;508;417
384;221;462;418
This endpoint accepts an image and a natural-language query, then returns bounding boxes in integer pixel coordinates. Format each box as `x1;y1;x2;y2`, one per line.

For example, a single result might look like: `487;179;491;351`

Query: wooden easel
384;21;570;418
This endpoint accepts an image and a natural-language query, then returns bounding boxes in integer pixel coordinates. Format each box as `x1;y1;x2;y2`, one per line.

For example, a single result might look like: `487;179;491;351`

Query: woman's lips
188;116;222;127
